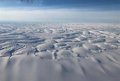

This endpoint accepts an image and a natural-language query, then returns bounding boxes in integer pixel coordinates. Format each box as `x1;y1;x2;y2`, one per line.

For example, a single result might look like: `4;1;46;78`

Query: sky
0;0;120;23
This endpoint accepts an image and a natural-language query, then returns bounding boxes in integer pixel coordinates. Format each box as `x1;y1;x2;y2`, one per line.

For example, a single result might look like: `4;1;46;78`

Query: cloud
0;9;120;23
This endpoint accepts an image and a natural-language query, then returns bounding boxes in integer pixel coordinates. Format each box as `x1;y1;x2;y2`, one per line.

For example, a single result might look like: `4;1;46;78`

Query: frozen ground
0;23;120;81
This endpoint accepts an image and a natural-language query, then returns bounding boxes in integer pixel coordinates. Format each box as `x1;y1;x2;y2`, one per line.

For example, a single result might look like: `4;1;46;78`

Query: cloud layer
0;9;120;23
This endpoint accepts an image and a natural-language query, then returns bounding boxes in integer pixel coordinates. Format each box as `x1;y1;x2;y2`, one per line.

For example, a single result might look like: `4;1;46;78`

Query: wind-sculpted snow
0;23;120;81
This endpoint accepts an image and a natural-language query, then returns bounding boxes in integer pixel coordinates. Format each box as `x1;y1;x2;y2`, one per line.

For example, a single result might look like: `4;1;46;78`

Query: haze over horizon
0;0;120;23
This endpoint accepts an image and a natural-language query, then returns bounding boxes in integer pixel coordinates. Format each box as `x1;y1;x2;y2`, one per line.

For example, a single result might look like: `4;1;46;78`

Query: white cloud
0;8;120;23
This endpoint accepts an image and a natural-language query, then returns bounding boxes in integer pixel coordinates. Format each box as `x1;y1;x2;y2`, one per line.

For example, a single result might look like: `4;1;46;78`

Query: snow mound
57;50;73;59
36;43;55;51
72;47;89;57
35;51;53;59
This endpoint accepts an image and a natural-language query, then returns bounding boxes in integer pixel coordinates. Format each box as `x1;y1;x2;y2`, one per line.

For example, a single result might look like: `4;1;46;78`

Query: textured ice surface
0;23;120;81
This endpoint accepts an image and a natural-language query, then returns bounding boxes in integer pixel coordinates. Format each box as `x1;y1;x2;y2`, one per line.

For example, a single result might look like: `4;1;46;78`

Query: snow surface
0;23;120;81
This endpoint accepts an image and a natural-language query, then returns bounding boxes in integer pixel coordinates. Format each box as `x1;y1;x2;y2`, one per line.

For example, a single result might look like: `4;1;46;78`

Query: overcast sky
0;0;120;23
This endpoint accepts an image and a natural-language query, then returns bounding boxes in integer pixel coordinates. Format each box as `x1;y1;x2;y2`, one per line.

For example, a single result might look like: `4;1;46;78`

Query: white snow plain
0;23;120;81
